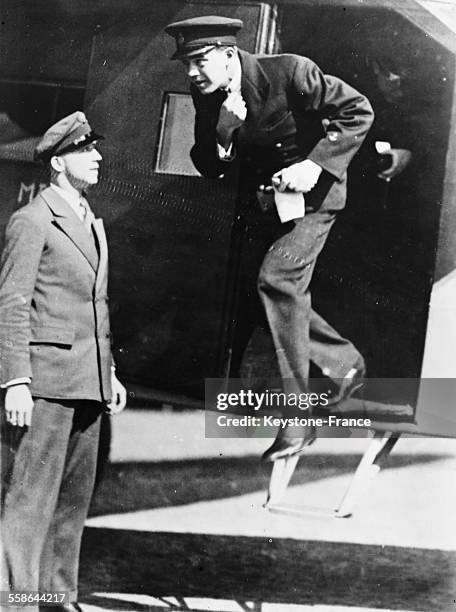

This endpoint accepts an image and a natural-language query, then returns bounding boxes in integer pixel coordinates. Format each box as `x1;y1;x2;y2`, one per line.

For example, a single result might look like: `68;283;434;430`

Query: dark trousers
1;398;102;605
238;209;361;392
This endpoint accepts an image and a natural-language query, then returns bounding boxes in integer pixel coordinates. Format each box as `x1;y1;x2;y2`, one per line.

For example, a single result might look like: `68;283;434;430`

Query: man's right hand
378;148;412;181
216;91;247;149
5;384;34;427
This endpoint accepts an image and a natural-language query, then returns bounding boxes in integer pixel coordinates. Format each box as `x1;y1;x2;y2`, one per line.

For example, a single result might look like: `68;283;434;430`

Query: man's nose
186;62;199;78
92;148;102;161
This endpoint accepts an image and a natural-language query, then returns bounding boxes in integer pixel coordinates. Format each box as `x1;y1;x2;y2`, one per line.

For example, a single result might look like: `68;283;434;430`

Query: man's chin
68;176;98;191
197;83;218;95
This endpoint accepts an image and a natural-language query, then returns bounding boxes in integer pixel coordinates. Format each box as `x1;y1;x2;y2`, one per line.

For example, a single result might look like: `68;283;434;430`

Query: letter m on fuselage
17;182;46;206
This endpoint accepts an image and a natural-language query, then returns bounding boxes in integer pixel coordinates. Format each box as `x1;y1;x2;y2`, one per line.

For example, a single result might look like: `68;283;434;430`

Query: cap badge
73;133;88;146
177;32;185;46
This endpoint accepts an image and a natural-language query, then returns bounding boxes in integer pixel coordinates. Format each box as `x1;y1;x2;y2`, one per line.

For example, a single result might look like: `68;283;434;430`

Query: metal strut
264;430;400;518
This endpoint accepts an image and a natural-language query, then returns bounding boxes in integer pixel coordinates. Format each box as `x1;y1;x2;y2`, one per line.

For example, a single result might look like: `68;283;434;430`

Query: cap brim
56;131;104;156
171;44;219;60
78;131;104;147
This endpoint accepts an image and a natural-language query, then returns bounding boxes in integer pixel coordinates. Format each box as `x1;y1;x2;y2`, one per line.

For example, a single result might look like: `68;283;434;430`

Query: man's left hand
272;160;322;193
106;372;127;415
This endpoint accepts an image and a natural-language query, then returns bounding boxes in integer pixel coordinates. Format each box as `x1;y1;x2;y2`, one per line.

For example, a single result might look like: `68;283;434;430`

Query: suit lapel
40;187;99;272
92;218;108;293
238;49;270;134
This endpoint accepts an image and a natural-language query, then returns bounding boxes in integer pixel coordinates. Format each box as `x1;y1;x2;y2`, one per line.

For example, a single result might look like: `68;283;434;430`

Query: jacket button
275;142;282;148
105;333;110;338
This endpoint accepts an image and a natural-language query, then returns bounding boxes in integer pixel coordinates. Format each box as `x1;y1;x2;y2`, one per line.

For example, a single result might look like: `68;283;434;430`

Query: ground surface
78;409;456;612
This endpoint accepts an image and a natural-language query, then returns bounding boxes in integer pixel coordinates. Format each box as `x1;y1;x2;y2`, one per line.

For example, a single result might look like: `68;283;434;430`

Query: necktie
79;197;95;233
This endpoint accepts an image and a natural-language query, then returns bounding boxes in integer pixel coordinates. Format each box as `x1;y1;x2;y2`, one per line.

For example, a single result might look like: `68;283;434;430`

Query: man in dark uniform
165;17;374;461
0;112;127;611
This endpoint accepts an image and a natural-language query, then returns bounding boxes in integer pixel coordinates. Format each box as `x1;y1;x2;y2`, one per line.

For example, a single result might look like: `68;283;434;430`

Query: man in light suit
0;111;126;611
165;17;374;461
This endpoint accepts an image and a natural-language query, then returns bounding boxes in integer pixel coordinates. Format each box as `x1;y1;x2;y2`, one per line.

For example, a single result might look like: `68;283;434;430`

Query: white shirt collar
49;183;85;221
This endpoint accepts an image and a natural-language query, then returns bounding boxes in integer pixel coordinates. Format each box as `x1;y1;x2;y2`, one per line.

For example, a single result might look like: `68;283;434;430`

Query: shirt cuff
217;141;235;161
1;377;32;389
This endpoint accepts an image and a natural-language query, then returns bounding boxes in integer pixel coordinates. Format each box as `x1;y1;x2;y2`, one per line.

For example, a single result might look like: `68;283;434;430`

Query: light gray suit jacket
0;186;112;402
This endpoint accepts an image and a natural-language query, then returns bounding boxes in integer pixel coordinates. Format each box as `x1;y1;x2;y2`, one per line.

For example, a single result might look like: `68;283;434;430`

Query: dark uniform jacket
0;186;112;401
190;49;374;212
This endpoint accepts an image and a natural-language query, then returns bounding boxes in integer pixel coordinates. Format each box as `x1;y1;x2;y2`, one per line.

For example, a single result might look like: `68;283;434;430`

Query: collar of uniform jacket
42;185;97;223
49;184;85;222
238;49;270;105
38;186;100;272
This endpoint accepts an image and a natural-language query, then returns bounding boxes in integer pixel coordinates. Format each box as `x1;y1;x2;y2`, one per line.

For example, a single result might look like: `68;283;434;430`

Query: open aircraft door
227;0;456;440
85;2;278;400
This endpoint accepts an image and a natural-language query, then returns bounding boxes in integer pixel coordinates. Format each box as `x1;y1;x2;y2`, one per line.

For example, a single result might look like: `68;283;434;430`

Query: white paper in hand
273;187;305;223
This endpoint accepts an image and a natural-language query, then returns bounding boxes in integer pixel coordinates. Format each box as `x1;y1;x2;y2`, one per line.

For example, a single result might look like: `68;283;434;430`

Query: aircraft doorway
275;3;454;392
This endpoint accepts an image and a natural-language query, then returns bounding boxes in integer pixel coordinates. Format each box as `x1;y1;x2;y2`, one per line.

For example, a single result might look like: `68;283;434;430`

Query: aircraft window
155;92;201;177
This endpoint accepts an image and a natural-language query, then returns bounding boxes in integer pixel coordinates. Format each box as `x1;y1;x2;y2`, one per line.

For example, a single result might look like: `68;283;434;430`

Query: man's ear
50;155;65;173
225;46;236;59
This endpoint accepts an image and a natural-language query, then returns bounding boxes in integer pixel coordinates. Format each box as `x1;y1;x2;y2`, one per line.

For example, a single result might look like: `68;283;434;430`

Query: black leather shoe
327;360;366;406
262;425;316;462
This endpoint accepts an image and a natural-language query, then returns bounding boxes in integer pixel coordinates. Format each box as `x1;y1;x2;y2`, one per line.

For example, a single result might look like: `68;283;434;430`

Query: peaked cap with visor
34;111;103;163
165;15;243;60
